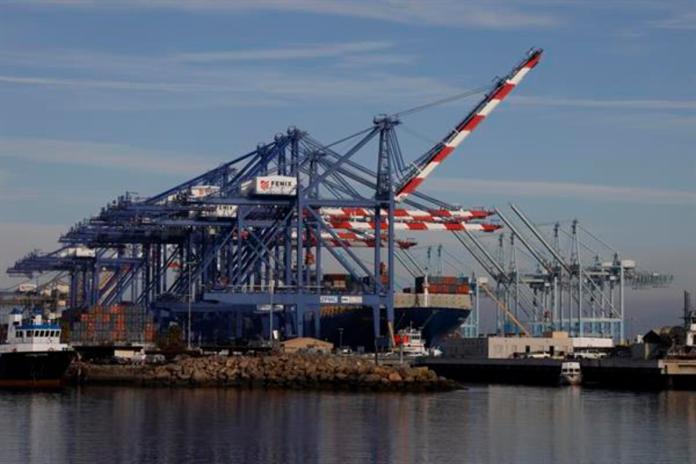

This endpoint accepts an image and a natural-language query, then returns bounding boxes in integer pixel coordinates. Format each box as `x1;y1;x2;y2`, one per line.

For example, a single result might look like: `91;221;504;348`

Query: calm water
1;385;695;464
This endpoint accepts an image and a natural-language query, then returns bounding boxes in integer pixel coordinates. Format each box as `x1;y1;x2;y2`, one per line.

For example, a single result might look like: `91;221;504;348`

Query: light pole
187;260;194;351
338;327;344;349
268;264;274;343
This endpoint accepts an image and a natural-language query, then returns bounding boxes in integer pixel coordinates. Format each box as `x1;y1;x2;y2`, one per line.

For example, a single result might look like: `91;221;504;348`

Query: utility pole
188;261;193;350
269;264;275;343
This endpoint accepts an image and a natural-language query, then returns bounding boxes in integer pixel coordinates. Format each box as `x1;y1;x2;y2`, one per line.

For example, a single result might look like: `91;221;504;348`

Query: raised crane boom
395;48;543;202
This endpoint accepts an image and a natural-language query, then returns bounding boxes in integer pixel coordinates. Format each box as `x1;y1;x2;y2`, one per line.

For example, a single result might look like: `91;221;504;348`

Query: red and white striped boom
319;207;492;222
328;220;501;233
395;48;543;201
315;231;416;249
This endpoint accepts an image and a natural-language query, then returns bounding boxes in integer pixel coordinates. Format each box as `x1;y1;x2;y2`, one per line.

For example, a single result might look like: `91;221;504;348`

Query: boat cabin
560;361;581;375
1;309;69;353
394;327;428;356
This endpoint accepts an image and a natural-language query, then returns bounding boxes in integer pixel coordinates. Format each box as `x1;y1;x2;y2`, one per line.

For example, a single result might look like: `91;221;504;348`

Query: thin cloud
7;0;561;29
513;96;696;111
651;11;696;30
424;178;696;206
588;113;696;132
333;53;416;68
0;67;457;110
0;137;213;175
171;41;394;63
0;42;454;109
0;187;39;201
0;42;404;70
0;75;224;93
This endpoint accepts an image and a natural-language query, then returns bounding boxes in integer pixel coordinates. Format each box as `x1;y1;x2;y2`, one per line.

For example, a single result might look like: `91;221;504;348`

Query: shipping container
65;303;157;345
241;175;297;196
189;185;220;198
414;275;471;294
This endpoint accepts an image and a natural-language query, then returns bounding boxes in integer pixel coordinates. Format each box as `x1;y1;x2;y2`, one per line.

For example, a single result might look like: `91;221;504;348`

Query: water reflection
0;386;694;463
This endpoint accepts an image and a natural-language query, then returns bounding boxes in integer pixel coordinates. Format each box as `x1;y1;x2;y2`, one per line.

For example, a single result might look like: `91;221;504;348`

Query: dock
418;357;696;390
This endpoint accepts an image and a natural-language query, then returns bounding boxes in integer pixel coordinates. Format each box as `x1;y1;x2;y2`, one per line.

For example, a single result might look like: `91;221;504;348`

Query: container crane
395;49;543;201
7;49;546;347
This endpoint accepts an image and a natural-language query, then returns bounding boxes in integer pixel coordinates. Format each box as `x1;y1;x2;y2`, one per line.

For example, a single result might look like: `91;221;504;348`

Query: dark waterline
1;385;695;464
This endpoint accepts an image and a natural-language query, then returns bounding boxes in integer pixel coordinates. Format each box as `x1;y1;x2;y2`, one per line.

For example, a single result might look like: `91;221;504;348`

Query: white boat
393;327;428;357
0;309;75;388
559;361;582;386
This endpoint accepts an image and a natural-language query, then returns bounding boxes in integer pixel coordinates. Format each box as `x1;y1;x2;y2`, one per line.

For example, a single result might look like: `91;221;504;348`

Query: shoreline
67;353;460;392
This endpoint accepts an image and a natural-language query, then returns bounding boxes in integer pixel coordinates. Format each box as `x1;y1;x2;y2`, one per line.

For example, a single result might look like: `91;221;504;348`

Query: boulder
71;352;458;392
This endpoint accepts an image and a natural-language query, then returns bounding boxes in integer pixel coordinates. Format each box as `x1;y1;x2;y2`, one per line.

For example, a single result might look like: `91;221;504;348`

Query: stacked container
415;276;470;295
322;273;362;292
323;274;348;290
67;304;157;345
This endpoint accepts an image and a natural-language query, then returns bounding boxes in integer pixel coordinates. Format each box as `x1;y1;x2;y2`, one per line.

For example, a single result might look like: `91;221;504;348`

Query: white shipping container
18;283;37;293
252;176;297;196
190;185;220;198
571;337;614;349
201;205;238;218
340;295;363;304
257;304;284;312
75;247;96;258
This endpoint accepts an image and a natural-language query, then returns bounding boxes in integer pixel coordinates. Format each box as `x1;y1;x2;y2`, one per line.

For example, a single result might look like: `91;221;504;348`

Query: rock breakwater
71;353;458;392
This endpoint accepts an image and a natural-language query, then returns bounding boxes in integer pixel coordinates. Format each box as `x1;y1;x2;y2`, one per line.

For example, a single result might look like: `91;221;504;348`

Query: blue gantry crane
7;50;546;345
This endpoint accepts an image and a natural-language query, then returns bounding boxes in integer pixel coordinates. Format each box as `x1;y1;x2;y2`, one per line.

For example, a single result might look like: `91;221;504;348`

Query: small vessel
393;326;428;357
0;309;75;388
559;361;582;386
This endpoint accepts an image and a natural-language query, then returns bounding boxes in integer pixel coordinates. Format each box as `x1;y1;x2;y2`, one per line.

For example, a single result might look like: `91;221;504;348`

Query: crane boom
395;48;543;202
479;283;531;336
320;206;492;222
328;220;501;233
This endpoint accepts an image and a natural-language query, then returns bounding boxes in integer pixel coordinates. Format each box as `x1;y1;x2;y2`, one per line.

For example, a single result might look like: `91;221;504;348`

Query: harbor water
1;386;695;463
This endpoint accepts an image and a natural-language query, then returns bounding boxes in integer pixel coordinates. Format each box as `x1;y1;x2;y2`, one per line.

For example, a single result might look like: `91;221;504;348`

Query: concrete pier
419;357;696;390
419;358;563;386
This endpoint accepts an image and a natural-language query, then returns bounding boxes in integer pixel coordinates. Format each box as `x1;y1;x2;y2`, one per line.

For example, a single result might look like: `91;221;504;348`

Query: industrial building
441;332;614;359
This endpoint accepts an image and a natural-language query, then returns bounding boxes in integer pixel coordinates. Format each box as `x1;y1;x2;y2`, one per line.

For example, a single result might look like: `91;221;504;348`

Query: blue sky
0;0;694;332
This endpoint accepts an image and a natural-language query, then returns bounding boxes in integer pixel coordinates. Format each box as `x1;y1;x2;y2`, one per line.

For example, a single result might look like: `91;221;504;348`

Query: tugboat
0;309;75;388
559;361;582;386
393;327;428;357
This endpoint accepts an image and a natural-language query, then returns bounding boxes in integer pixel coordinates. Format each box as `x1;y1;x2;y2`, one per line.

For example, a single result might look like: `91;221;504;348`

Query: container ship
6;262;473;353
318;274;471;349
0;309;75;388
147;274;472;350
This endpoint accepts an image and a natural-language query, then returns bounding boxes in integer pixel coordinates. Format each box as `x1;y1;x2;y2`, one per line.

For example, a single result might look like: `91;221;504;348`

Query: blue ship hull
157;302;470;349
319;306;470;349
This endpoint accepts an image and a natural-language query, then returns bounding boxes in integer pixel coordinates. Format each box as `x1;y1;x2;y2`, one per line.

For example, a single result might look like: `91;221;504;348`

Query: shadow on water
1;385;695;463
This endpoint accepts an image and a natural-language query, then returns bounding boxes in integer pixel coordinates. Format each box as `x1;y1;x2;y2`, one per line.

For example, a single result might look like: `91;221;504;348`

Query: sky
0;0;694;334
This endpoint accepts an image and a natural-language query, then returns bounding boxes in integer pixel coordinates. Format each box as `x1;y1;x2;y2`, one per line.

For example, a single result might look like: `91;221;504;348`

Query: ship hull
156;302;470;350
0;350;75;388
320;306;470;349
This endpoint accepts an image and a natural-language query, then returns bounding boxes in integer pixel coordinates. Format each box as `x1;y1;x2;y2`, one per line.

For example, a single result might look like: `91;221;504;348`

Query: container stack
323;273;348;290
322;273;362;292
415;276;470;295
68;304;157;345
